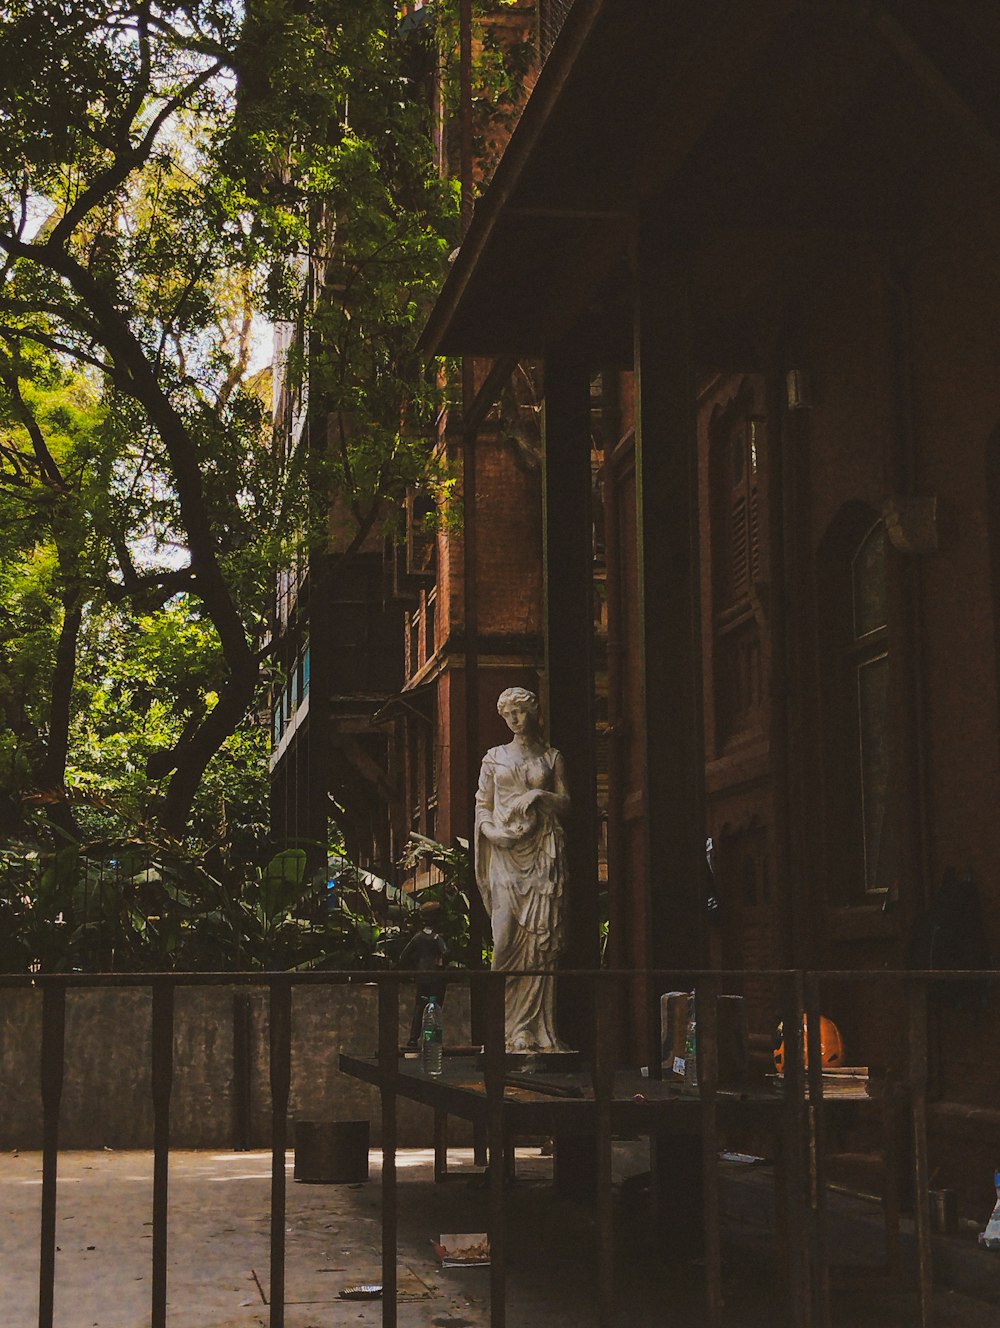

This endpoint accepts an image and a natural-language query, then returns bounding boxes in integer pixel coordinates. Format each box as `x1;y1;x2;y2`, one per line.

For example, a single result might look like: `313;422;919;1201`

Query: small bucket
294;1120;370;1184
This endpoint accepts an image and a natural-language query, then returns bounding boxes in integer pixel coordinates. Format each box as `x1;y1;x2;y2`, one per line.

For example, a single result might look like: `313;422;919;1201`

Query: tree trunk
158;662;259;837
39;585;83;839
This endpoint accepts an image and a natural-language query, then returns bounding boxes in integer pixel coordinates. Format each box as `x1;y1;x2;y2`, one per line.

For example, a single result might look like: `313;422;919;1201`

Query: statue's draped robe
475;745;568;1052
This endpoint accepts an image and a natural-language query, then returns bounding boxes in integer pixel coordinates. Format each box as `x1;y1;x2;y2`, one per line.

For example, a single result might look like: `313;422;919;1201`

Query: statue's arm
520;749;570;820
474;758;495;911
475;754;494;813
477;759;525;847
546;750;571;820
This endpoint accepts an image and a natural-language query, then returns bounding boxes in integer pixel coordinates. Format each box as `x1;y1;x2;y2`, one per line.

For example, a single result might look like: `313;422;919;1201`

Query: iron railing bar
9;965;1000;992
233;992;253;1152
38;982;65;1328
484;971;507;1328
804;974;832;1328
433;1107;449;1183
698;974;722;1328
5;966;998;988
378;977;400;1326
268;977;292;1328
151;979;174;1328
781;971;811;1328
646;973;662;1080
881;1036;904;1283
909;978;933;1328
0;966;813;989
594;973;616;1328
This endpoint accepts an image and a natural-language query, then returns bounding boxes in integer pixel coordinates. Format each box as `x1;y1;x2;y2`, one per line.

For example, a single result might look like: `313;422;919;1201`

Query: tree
0;0;459;838
0;358;107;838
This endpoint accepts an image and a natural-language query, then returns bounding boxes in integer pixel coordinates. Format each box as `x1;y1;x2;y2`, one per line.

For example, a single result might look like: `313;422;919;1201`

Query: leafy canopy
0;0;460;837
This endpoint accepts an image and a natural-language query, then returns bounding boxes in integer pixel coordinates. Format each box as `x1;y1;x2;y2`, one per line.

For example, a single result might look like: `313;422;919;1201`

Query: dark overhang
421;0;1000;364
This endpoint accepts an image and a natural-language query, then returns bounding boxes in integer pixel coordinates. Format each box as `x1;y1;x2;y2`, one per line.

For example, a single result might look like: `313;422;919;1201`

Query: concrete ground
3;1146;1000;1327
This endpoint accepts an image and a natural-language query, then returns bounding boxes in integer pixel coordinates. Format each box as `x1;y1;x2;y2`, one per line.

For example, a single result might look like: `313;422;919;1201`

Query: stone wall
0;982;472;1150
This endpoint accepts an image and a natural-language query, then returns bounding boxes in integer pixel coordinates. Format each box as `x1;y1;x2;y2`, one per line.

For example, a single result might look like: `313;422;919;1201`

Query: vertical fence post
379;977;399;1326
780;971;811;1328
909;977;933;1328
880;980;904;1284
433;1107;449;1184
594;972;616;1328
484;970;507;1328
698;972;722;1328
646;973;663;1081
804;974;831;1328
269;977;292;1328
151;979;174;1328
233;992;253;1151
38;982;66;1328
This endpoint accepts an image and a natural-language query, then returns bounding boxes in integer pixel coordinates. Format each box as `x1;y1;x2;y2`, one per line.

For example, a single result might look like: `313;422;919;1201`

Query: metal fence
4;966;989;1328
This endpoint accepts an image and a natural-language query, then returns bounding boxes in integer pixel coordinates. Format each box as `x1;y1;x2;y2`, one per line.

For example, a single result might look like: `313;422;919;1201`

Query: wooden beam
506;206;632;221
867;4;1000;175
420;0;610;356
542;347;600;1039
633;223;707;969
462;354;518;436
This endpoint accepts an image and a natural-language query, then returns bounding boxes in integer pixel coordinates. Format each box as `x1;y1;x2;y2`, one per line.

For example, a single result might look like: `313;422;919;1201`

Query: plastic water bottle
980;1172;1000;1249
421;997;444;1076
683;991;698;1088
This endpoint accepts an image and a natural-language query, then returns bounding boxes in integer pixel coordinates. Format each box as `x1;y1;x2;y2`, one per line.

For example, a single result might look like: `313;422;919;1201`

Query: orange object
773;1015;845;1074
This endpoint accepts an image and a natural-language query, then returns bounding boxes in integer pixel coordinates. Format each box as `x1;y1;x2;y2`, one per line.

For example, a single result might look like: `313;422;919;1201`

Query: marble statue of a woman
474;687;571;1054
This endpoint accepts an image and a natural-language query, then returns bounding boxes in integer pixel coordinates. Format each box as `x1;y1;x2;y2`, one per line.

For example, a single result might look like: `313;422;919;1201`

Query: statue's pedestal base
482;1049;583;1074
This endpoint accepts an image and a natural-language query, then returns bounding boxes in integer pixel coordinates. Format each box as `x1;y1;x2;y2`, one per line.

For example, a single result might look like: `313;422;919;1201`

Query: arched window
818;506;891;903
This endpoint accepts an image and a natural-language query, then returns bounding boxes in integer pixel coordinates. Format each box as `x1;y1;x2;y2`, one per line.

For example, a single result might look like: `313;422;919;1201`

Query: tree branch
13;240;254;679
0;322;119;380
106;536;194;607
1;367;66;491
48;60;223;250
38;585;84;839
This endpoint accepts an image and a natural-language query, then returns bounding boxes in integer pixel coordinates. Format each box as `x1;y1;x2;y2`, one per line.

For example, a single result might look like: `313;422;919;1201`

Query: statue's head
497;686;539;719
496;690;539;733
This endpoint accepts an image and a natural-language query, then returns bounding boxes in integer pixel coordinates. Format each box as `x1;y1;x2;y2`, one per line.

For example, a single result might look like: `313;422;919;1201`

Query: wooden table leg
434;1108;449;1182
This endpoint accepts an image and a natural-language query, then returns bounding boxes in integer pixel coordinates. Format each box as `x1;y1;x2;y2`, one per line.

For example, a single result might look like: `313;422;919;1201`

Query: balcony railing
3;966;990;1328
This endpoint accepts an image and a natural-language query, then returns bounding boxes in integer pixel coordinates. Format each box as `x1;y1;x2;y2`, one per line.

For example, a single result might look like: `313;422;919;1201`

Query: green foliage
0;3;533;977
434;0;534;188
396;830;475;963
0;0;477;844
0;836;404;973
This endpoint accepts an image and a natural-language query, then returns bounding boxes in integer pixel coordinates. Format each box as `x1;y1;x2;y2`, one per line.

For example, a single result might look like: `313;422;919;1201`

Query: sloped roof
421;0;1000;361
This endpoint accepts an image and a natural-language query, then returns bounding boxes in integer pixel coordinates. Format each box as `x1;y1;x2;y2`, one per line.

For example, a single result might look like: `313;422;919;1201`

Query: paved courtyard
3;1146;1000;1327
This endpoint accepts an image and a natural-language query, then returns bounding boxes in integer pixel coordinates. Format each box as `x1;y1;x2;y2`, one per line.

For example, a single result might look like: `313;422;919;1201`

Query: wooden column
633;225;707;971
543;347;599;1046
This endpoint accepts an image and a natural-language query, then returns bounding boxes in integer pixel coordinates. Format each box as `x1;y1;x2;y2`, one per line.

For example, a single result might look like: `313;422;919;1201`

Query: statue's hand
482;820;527;847
513;790;544;814
480;823;517;844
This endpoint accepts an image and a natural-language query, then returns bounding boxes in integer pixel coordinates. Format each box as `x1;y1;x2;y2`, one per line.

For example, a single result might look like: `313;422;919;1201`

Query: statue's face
502;701;536;735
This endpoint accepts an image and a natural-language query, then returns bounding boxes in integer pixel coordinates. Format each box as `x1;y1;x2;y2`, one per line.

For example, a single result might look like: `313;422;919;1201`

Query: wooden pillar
543;347;600;1046
633;225;707;972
